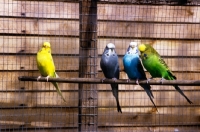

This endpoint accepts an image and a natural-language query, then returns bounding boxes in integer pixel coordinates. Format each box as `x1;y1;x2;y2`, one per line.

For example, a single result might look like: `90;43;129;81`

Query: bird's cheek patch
143;54;148;59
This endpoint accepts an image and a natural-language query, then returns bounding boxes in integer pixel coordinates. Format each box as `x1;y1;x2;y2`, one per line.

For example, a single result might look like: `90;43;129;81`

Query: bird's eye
144;54;147;57
113;54;115;56
106;54;109;56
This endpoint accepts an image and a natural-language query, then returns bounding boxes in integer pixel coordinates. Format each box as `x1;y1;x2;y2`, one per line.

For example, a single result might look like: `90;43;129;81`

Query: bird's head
138;44;147;53
42;42;51;48
129;42;137;48
106;43;115;51
126;42;138;55
104;43;116;56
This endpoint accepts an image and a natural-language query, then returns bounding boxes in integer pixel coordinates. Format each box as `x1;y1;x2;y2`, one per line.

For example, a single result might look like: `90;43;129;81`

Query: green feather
139;44;192;104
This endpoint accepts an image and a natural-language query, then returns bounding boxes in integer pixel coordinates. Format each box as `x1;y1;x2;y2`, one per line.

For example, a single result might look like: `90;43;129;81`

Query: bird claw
127;79;130;83
160;77;165;84
101;78;106;83
112;78;117;82
147;77;153;84
136;79;139;85
37;76;41;81
45;76;50;82
147;78;151;84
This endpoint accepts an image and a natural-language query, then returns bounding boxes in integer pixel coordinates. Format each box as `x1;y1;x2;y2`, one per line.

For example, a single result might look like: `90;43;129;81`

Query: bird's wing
137;59;147;80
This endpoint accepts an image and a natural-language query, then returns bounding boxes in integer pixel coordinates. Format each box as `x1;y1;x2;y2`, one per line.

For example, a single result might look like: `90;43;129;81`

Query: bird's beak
130;45;135;49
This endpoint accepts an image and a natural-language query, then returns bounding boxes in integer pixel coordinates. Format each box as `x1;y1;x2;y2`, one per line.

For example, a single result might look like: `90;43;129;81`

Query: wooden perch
18;76;200;86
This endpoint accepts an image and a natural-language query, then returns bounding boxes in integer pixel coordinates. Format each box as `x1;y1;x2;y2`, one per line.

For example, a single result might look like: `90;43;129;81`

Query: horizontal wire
0;127;77;131
1;33;200;40
2;52;200;59
1;123;200;131
9;0;200;6
1;122;200;131
1;15;200;25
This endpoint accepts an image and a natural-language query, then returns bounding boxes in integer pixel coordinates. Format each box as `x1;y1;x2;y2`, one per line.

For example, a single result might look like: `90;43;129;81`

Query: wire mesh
0;0;200;131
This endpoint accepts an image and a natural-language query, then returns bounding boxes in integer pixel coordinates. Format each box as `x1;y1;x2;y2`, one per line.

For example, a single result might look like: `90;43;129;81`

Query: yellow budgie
36;42;66;102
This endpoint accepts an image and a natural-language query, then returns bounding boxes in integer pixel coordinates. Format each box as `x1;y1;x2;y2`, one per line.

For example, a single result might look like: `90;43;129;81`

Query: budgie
138;44;192;104
100;43;122;113
123;42;157;110
37;42;66;102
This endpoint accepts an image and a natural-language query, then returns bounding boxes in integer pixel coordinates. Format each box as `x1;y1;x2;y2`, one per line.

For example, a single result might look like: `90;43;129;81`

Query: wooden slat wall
0;0;200;131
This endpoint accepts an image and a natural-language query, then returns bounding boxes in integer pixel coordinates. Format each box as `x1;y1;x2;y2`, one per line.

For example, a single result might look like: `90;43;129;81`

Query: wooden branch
18;76;200;86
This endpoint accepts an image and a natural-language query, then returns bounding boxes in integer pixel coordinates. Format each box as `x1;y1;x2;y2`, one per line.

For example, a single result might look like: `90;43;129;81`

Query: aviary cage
0;0;200;131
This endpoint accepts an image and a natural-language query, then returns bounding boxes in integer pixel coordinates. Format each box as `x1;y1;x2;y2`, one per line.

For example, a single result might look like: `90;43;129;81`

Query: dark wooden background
0;0;200;131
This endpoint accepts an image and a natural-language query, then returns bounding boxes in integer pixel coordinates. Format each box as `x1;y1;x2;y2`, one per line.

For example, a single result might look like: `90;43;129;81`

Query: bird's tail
173;85;193;104
111;84;122;113
140;84;158;112
52;82;67;102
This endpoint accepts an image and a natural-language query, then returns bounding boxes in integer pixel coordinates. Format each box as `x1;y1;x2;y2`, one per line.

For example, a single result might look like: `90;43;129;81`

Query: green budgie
138;44;192;104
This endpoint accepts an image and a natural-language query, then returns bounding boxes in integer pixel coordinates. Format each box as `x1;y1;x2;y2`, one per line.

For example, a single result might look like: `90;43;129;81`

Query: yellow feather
36;42;66;102
138;44;146;52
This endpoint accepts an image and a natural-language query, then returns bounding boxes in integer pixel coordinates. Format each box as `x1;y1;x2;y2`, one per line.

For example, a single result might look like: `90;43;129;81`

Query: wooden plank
0;85;197;108
0;108;78;130
1;36;200;57
0;36;79;54
0;55;79;71
0;55;200;72
98;4;200;22
0;18;200;39
0;18;79;35
97;110;200;126
0;108;199;130
0;0;79;19
98;21;200;39
98;127;200;132
1;1;200;23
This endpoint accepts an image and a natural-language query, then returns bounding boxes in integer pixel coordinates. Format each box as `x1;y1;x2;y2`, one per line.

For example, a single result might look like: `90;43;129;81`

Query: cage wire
0;0;200;131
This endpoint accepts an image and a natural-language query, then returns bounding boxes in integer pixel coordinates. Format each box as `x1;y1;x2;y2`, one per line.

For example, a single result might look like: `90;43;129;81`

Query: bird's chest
142;55;162;77
101;56;118;76
124;56;141;79
37;53;55;77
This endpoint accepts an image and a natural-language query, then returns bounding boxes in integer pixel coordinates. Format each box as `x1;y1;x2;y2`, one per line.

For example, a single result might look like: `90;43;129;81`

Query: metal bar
0;127;78;131
98;123;200;127
1;89;200;93
3;33;200;41
3;51;200;59
19;76;200;86
3;15;200;25
78;0;98;131
1;105;200;109
1;123;200;132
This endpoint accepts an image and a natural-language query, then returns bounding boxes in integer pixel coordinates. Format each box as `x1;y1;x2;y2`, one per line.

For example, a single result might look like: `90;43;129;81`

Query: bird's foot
37;76;41;81
147;77;153;84
160;77;165;84
136;79;139;85
101;78;106;83
45;76;50;82
127;79;130;83
112;78;117;82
